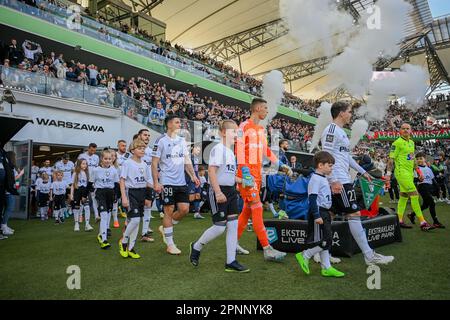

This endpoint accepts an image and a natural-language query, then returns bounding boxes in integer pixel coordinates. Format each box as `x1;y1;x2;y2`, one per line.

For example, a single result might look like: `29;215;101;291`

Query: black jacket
289;161;302;170
0;149;18;195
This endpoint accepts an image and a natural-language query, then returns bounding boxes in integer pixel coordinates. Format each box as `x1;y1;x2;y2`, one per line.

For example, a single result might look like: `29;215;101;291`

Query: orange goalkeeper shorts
237;180;261;203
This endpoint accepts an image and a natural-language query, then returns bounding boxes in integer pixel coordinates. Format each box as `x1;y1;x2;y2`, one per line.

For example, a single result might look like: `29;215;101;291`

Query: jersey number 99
163;187;173;197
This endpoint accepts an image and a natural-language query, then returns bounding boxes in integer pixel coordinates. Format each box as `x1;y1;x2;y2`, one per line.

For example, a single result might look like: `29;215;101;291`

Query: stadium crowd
367;100;450;132
9;0;319;115
0;36;315;151
1;35;449;157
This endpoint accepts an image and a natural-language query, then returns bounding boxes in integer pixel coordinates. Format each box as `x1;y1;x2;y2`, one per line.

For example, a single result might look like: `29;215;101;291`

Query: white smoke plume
280;0;428;151
279;0;355;59
261;70;284;128
327;0;412;98
309;102;332;152
324;0;423;140
362;64;429;121
349;119;369;150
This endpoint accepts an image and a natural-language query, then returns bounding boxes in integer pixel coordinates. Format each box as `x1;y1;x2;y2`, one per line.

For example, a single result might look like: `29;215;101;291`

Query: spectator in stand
42;64;55;78
22;40;42;64
2;32;448;159
150;101;166;126
107;76;116;92
66;67;77;82
289;155;302;171
97;69;108;87
115;76;125;91
7;39;23;67
87;64;98;86
56;62;69;79
77;71;89;85
167;103;185;118
136;95;150;125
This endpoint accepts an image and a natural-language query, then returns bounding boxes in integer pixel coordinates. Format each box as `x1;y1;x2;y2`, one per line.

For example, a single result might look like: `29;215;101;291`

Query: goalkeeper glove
241;166;255;188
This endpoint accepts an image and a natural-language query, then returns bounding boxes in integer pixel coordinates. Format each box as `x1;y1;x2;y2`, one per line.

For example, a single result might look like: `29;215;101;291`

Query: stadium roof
147;0;450;99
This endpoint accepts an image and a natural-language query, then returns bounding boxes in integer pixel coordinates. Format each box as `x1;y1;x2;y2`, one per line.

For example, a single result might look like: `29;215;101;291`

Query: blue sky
428;0;450;18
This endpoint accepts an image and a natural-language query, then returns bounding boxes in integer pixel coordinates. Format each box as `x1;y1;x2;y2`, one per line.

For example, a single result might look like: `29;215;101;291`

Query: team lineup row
31;99;436;276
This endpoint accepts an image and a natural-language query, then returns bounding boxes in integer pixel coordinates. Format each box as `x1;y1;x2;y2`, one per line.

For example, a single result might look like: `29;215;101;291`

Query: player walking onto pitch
321;102;394;266
190;120;250;272
152;115;200;255
50;171;67;224
138;129;156;242
295;151;345;278
70;159;93;232
235;98;292;261
408;152;445;228
91;150;120;249
386;123;434;231
119;139;154;259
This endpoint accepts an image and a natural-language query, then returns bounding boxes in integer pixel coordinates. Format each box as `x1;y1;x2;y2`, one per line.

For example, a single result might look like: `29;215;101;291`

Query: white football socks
164;226;175;246
99;211;108;242
91;193;99;219
122;217;140;249
142;207;151;236
320;250;331;269
40;207;48;220
348;219;374;259
128;220;140;251
73;209;80;226
226;219;238;264
303;246;323;260
107;212;112;229
112;202;118;223
83;204;90;224
193;224;226;251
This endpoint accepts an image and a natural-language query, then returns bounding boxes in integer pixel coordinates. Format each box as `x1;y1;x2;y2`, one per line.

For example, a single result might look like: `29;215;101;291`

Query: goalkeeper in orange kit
236;98;292;261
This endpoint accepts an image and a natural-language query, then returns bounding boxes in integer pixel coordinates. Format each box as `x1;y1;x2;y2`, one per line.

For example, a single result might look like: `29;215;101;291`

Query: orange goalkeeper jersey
236;118;278;181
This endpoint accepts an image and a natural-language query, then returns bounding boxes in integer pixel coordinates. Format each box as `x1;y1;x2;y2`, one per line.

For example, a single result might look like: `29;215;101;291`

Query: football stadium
0;0;449;303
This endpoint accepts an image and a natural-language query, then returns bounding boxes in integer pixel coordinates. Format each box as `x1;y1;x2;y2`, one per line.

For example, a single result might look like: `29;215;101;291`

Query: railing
0;0;319;118
0;65;115;107
0;0;259;93
35;0;228;79
0;65;216;139
0;64;311;149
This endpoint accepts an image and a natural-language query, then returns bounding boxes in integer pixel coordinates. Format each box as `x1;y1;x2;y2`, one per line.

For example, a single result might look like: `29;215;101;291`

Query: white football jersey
142;146;153;167
308;172;332;209
36;179;51;194
78;152;99;175
152;134;189;186
38;166;53;182
72;171;88;188
51;180;68;195
120;158;153;189
55;161;74;184
117;152;131;167
208;143;236;187
417;165;434;185
90;166;119;189
321;123;366;184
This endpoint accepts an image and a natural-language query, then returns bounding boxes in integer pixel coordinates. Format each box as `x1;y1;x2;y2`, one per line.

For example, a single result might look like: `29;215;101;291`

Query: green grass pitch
0;196;449;300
